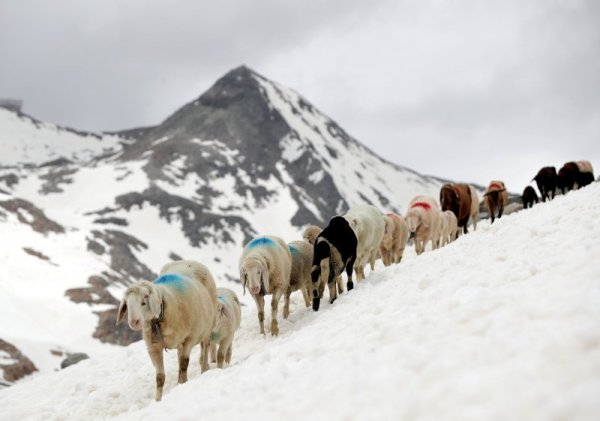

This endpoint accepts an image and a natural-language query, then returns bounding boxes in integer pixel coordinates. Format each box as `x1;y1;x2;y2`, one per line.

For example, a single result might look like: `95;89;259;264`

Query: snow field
0;182;598;420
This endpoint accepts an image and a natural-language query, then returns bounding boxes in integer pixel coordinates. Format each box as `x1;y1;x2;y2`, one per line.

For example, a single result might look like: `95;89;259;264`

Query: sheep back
288;240;313;292
160;260;218;308
240;235;292;294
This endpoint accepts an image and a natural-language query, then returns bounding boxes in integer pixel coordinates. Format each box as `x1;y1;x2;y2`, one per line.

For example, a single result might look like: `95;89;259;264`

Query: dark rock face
116;66;346;227
0;198;64;234
0;338;37;382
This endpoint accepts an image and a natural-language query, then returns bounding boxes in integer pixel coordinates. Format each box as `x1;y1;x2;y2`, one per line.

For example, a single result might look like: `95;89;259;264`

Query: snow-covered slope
1;182;598;420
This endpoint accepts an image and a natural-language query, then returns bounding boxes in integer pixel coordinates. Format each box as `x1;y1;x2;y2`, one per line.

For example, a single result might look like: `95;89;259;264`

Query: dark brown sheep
483;180;508;224
533;166;557;202
522;186;539;209
439;183;472;234
557;162;579;194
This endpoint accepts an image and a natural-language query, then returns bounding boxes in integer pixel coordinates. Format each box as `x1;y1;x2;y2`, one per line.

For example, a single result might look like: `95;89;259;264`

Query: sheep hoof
347;281;353;291
312;298;320;311
270;322;279;336
283;308;289;319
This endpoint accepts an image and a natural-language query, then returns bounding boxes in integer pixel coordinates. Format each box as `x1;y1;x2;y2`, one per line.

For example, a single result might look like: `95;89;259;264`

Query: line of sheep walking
114;159;595;402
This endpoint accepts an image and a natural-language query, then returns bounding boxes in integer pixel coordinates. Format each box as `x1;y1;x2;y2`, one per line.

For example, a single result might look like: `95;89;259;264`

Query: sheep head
240;258;268;296
405;210;424;233
116;281;162;331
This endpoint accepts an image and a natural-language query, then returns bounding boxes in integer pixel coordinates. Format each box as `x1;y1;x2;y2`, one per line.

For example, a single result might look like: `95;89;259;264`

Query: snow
0;108;122;166
1;183;599;420
255;75;443;213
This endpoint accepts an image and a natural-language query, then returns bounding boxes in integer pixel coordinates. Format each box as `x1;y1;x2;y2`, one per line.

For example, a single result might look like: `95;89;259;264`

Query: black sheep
311;216;357;311
533;166;557;202
522;186;539;209
557;162;579;194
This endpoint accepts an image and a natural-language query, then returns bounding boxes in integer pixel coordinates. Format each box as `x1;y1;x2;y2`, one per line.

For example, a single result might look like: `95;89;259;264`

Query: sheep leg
270;288;283;336
210;343;217;363
283;286;291;319
498;205;504;219
217;335;233;368
346;253;356;291
177;339;194;383
253;294;266;335
369;249;377;271
199;340;210;373
302;284;311;307
327;280;337;304
148;345;165;402
336;275;344;295
225;343;233;365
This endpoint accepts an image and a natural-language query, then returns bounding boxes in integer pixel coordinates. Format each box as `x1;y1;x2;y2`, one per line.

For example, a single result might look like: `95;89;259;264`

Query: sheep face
240;260;268;296
116;282;162;331
405;212;421;233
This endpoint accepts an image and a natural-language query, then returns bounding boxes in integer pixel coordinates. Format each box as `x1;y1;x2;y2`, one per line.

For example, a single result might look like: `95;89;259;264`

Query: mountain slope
1;181;598;420
0;65;445;384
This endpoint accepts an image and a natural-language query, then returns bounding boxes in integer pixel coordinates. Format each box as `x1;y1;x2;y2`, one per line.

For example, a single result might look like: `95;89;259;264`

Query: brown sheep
483;180;508;224
440;183;472;234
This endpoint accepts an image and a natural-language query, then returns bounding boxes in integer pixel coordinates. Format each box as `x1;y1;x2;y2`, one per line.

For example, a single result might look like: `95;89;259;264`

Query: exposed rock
0;338;37;383
60;353;89;369
94;308;141;346
93;217;128;226
38;166;77;194
22;247;51;262
0;198;64;234
0;173;19;189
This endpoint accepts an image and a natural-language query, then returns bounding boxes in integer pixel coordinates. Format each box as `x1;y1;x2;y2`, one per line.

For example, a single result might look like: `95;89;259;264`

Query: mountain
0;66;444;385
1;182;598;419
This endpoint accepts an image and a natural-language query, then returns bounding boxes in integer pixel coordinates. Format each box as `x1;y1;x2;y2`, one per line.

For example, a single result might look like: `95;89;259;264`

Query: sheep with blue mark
284;240;313;318
116;263;217;401
239;235;292;336
209;288;241;368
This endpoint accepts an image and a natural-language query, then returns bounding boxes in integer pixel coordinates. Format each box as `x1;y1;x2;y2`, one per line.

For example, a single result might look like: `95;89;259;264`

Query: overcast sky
1;0;599;191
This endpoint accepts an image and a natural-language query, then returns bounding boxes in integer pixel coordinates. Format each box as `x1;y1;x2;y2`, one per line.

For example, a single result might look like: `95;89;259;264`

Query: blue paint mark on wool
211;331;220;341
246;237;275;250
153;273;187;291
217;295;226;304
288;245;298;255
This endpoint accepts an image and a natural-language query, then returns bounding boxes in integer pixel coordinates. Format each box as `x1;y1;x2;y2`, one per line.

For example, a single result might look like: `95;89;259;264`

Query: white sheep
284;240;313;318
209;288;241;369
379;213;410;266
344;204;385;281
116;269;216;401
302;225;322;245
404;195;441;255
440;210;458;246
239;235;292;336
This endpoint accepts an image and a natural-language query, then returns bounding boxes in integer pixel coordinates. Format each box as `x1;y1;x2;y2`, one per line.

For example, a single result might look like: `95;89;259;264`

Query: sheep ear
241;270;247;296
148;289;162;319
116;298;127;325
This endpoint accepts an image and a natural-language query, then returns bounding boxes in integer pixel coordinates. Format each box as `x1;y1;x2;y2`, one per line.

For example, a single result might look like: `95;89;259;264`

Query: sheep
116;270;216;401
379;213;409;265
311;216;358;311
522;186;539;209
302;225;322;245
468;185;480;231
284;240;313;318
343;204;385;281
533;166;557;202
483;180;509;224
209;288;241;369
440;183;472;234
239;236;291;336
404;195;442;255
576;160;595;188
440;210;458;246
557;162;579;194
